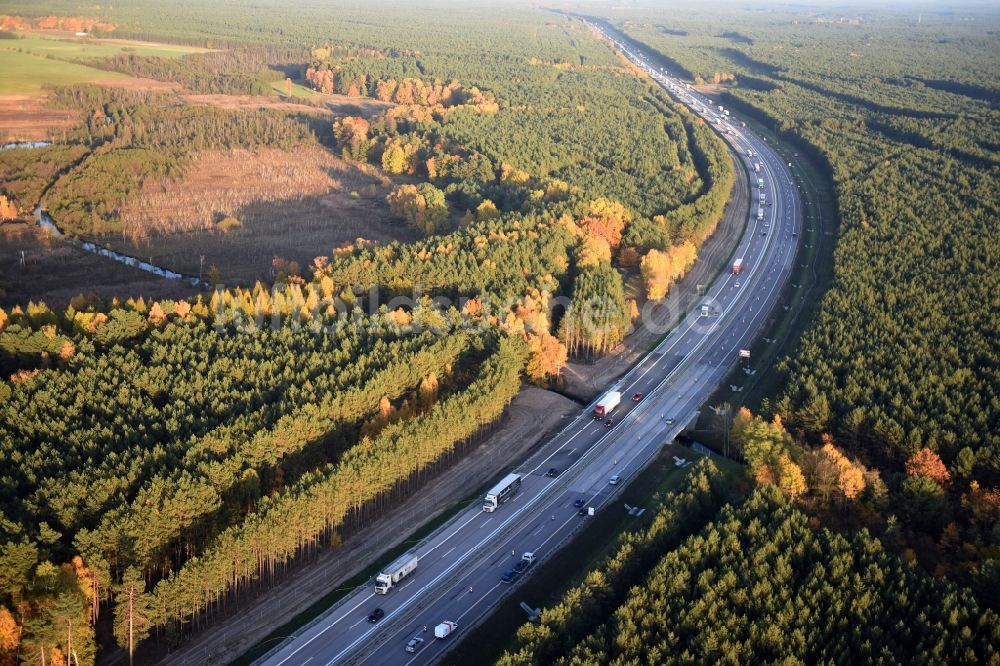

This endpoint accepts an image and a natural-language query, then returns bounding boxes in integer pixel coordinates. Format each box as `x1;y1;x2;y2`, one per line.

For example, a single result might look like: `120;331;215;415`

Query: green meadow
0;33;209;95
0;48;129;95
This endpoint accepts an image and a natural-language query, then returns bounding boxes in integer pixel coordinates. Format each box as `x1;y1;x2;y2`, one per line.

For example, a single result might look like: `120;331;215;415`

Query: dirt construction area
109;146;420;285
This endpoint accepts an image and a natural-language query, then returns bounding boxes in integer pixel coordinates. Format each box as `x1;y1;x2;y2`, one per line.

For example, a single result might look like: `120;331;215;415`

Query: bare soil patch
314;94;393;118
0;222;195;309
181;93;334;116
111;146;418;285
0;96;79;143
93;77;183;93
274;82;396;118
692;83;733;95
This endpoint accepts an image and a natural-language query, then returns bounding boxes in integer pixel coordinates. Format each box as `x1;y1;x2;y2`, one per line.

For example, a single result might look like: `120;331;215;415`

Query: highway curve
255;22;802;666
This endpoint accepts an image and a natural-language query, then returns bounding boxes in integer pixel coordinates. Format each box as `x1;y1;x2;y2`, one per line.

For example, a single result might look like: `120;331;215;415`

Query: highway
256;23;802;666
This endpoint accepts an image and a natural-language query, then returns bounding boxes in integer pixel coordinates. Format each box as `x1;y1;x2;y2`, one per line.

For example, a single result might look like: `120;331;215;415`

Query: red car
632;392;642;402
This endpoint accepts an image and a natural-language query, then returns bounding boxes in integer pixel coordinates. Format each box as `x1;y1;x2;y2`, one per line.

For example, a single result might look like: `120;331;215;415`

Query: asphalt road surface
256;25;802;666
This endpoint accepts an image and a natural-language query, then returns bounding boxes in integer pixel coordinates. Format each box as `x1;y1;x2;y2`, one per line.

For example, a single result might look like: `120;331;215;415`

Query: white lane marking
271;588;378;666
423;510;481;554
527;425;587;475
440;547;455;559
623;354;666;392
455;582;503;623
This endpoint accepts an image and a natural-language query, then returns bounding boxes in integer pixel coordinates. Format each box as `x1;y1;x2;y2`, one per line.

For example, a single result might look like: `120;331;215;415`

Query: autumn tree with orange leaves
333;116;370;160
905;448;951;486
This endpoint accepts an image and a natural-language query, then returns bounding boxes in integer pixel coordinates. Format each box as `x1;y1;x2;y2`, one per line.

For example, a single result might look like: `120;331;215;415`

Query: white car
609;474;621;485
734;282;741;288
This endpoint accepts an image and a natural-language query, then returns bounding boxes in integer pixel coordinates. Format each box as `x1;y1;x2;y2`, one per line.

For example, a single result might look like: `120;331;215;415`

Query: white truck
483;472;522;512
747;149;754;158
757;208;765;220
593;391;621;419
732;258;744;276
434;621;457;639
754;162;761;172
759;192;766;203
757;177;765;189
375;551;419;594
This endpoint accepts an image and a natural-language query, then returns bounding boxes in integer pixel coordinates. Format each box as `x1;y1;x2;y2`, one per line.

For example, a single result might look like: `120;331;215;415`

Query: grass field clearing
2;33;210;60
0;48;130;95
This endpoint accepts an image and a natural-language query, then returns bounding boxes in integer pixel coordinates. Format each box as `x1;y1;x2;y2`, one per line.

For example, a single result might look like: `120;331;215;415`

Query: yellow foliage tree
775;452;808;499
525;331;568;381
147;302;167;324
390;308;413;327
577;235;612;269
381;142;408;174
58;339;76;362
0;194;17;220
418;371;439;409
174;300;192;319
640;249;671;300
640;242;698;300
476;199;500;221
0;606;18;666
729;406;754;448
378;396;393;419
808;441;866;503
627;299;640;320
500;163;531;185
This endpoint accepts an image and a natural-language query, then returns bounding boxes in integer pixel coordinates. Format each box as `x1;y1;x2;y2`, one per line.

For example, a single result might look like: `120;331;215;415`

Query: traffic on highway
256;22;803;666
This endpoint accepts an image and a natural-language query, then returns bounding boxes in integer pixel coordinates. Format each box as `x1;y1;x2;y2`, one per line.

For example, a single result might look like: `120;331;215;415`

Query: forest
0;2;736;662
0;287;523;662
4;0;995;663
500;474;998;664
607;4;999;607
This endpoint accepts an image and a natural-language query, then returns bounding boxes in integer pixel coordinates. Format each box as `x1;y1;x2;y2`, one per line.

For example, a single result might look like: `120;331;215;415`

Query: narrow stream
35;208;203;287
7;140;203;287
0;141;52;151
